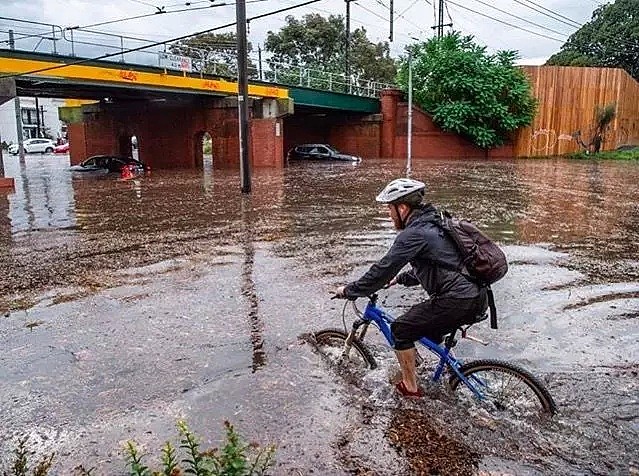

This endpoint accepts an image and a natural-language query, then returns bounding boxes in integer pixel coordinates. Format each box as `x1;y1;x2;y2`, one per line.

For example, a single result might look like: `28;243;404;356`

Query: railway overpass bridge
0;49;386;170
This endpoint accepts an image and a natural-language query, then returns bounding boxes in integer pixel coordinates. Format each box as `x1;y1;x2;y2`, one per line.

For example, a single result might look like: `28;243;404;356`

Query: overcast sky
1;0;601;65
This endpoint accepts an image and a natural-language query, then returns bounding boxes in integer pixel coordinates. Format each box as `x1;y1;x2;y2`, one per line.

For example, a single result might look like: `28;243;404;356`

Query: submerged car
70;155;145;174
287;144;361;162
54;142;70;154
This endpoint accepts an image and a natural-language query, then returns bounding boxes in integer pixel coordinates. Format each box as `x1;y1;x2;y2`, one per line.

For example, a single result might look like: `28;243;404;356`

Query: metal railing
0;18;393;98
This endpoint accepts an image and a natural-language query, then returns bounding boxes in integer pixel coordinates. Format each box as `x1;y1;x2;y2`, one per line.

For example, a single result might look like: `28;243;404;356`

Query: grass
568;148;639;160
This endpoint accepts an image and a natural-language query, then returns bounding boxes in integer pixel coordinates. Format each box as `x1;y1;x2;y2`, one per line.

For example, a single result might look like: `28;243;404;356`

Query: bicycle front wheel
313;328;377;370
449;359;557;417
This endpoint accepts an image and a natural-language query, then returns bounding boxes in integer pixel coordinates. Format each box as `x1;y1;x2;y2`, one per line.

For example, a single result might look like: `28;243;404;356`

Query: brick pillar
68;118;119;165
250;118;284;167
67;123;86;165
381;89;402;158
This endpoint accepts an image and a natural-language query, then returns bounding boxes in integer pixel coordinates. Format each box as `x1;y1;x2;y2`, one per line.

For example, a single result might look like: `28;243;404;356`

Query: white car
8;138;57;155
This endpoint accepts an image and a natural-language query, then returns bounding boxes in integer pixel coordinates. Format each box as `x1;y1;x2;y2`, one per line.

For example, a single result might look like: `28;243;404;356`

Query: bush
2;421;275;476
397;32;537;149
124;420;276;476
1;436;56;476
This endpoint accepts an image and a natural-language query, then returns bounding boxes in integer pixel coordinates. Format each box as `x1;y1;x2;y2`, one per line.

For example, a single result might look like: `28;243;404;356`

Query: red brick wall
393;102;488;158
328;121;381;159
68;117;120;165
283;116;330;157
69;90;513;170
69;102;284;169
380;89;516;159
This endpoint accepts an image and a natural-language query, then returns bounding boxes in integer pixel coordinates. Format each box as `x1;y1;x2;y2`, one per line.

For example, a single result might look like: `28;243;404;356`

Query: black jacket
344;205;481;300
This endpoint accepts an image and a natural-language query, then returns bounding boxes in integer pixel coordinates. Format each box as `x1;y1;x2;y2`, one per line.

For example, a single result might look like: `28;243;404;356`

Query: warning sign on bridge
158;52;193;73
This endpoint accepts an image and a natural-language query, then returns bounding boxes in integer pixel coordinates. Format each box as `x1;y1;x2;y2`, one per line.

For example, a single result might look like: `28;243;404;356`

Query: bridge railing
0;19;393;98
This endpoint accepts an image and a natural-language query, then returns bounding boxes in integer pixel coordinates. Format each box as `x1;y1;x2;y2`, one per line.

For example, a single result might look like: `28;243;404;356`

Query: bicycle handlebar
330;293;377;303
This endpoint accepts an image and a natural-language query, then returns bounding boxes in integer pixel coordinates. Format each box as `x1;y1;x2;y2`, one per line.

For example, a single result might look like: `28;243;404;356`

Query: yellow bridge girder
0;56;289;99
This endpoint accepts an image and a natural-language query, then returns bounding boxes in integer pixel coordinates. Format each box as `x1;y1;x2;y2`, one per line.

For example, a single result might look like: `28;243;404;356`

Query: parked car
8;138;57;155
54;142;70;154
70;155;146;174
287;144;362;162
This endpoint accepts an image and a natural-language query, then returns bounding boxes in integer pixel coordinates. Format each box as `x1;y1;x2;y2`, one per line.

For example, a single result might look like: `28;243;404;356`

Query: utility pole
432;0;452;38
345;0;353;81
8;30;25;162
235;0;251;193
258;45;263;80
389;0;394;42
35;97;41;137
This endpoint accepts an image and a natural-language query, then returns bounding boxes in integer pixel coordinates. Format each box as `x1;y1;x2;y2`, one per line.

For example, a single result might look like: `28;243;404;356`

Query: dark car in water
287;144;361;162
70;155;146;174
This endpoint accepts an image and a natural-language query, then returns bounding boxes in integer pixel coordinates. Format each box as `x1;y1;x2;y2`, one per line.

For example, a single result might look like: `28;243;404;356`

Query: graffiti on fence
531;125;631;153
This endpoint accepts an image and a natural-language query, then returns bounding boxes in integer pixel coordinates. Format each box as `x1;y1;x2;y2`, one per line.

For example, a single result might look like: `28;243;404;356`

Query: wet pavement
0;154;638;474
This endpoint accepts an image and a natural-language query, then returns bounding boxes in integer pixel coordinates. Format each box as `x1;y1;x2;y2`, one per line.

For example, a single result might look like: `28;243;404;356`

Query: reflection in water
202;154;213;195
1;157;639;297
587;161;604;206
4;155;76;236
241;194;266;372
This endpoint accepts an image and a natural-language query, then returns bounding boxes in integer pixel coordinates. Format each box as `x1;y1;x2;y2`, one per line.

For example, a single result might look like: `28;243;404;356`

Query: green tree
169;32;256;77
546;0;639;80
397;32;537;149
264;14;396;87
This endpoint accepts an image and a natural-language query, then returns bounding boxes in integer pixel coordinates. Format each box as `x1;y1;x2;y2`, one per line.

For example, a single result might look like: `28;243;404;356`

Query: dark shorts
390;291;487;351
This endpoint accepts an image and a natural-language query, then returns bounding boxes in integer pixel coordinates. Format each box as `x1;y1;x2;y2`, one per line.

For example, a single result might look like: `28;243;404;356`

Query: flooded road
0;154;637;474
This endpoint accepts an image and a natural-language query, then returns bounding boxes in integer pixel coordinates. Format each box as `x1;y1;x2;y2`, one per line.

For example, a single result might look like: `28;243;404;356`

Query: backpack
431;210;509;329
438;210;509;285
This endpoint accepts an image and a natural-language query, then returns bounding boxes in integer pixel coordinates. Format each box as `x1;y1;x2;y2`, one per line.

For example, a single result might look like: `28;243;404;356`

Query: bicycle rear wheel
449;359;557;417
313;328;377;370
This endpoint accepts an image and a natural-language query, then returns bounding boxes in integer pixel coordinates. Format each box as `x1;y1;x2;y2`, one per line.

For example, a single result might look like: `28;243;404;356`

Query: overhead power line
0;5;224;34
125;0;164;9
0;0;328;80
467;0;569;37
445;0;565;42
373;0;426;35
512;0;581;29
69;2;257;30
72;0;269;32
0;0;269;47
398;0;423;18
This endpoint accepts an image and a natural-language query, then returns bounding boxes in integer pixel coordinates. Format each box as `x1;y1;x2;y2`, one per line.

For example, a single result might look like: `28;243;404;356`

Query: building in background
0;97;67;146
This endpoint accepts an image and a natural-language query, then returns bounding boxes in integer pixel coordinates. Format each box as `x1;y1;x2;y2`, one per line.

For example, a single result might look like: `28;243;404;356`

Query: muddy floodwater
0;154;637;475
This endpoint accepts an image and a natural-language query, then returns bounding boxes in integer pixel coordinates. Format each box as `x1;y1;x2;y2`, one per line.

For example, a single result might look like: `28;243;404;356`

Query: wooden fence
514;66;639;157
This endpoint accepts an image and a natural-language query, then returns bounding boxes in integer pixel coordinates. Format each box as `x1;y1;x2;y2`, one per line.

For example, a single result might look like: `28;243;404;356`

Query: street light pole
407;50;413;177
345;0;352;82
235;0;251;193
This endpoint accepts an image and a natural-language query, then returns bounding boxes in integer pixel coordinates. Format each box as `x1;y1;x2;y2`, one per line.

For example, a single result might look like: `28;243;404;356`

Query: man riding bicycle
334;178;487;398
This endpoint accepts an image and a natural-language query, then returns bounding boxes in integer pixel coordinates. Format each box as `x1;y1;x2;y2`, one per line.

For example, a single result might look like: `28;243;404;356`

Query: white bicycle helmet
375;178;426;204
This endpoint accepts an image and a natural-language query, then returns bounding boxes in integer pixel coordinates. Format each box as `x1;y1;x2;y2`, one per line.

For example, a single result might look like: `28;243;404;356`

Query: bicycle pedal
464;335;489;346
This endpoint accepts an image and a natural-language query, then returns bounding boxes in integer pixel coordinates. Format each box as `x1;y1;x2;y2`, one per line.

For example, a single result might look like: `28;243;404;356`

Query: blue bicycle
313;294;557;417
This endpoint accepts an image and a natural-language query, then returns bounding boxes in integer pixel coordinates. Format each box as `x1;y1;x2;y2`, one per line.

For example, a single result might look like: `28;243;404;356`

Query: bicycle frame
349;295;485;400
